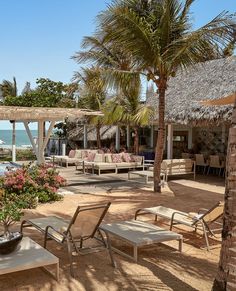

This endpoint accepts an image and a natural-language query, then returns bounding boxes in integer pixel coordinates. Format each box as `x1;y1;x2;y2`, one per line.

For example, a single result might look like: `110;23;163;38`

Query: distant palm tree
0;77;17;98
73;67;107;148
98;0;235;192
0;77;18;162
73;34;153;153
104;78;153;154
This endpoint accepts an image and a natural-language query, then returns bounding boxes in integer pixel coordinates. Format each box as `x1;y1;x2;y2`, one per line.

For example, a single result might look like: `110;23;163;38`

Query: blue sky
0;0;235;129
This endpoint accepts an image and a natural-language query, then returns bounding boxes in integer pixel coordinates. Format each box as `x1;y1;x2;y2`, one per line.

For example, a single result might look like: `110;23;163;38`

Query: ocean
0;130;38;148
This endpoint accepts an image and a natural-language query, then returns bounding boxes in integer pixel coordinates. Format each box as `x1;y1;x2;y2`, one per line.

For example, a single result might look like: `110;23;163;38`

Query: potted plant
0;192;24;254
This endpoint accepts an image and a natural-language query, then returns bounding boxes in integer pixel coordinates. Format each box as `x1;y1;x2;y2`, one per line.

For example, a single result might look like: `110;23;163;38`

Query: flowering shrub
0;164;66;208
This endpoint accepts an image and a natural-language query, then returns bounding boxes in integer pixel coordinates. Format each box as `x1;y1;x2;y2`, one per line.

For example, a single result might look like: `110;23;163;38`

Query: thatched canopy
146;56;236;126
0;106;103;121
67;125;117;141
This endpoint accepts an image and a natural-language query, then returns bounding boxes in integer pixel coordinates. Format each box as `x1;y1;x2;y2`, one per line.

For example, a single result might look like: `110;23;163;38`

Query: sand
0;175;224;291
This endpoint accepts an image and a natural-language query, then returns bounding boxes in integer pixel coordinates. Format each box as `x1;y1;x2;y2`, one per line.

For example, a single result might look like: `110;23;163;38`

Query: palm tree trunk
134;126;139;155
212;104;236;290
96;124;101;149
153;79;166;193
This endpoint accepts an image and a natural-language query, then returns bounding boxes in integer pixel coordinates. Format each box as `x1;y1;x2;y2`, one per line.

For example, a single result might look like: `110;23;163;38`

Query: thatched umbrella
200;94;236;290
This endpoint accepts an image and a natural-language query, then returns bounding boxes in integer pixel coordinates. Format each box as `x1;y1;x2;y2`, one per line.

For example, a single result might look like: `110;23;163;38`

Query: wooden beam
23;121;38;160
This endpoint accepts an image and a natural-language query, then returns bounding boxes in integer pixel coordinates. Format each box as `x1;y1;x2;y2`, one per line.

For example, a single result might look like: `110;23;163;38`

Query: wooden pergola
0;106;103;164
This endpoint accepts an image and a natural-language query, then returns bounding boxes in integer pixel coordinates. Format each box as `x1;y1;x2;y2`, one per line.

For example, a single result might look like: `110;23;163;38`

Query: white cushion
94;153;105;163
74;150;82;159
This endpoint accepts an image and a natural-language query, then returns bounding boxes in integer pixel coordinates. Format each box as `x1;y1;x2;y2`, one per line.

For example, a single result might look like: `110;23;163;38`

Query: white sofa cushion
94;153;105;163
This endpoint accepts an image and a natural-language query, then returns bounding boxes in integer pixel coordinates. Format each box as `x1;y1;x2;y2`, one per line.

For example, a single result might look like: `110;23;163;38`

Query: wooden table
0;237;59;281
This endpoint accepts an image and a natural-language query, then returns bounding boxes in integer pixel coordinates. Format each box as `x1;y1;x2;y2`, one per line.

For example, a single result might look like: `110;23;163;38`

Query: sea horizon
0;129;38;148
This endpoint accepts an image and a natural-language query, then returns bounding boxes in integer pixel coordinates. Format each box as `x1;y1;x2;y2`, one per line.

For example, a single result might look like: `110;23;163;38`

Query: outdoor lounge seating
82;153;144;175
148;158;196;181
20;202;116;277
135;201;224;251
195;154;209;174
99;220;183;262
53;149;98;167
161;159;196;181
207;155;225;176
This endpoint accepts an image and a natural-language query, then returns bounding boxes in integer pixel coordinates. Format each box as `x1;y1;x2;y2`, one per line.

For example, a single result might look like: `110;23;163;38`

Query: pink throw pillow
111;154;123;163
81;150;88;159
87;152;96;162
122;153;131;162
68;150;75;158
131;155;142;163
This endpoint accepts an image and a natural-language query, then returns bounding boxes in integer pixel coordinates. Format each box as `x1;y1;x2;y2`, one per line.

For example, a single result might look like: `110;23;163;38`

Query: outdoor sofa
82;152;144;175
53;149;98;167
149;158;196;181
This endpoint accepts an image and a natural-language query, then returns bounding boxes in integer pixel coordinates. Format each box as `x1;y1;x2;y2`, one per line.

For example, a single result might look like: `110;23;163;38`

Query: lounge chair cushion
68;150;76;158
105;154;112;163
74;150;83;159
94;153;105;163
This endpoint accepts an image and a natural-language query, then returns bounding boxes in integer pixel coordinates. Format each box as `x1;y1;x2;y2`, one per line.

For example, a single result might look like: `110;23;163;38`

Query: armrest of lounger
44;225;68;243
171;211;197;226
198;208;209;214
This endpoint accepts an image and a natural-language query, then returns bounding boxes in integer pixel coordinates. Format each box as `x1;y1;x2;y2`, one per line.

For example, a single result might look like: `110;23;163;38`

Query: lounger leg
202;222;210;251
178;238;183;252
133;246;138;262
104;232;117;268
66;238;76;277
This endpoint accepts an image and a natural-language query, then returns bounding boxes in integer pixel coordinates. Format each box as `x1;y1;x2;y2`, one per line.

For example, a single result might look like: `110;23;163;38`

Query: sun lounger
21;202;116;276
99;220;182;262
135;201;224;251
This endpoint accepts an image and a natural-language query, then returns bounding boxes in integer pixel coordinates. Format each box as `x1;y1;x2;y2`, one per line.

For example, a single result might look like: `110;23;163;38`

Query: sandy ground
0;169;225;291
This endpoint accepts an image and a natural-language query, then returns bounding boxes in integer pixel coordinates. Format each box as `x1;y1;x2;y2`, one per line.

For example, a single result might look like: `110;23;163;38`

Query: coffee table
0;237;59;281
100;220;183;262
128;170;165;184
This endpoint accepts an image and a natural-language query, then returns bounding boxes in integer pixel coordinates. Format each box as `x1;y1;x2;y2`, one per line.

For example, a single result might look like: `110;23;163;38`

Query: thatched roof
0;106;103;121
67;125;117;141
146;56;236;125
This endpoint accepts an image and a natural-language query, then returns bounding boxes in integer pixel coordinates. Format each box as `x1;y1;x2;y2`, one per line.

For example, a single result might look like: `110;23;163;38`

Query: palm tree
0;77;17;98
104;77;153;154
73;67;107;148
0;77;18;162
73;34;153;153
98;0;235;192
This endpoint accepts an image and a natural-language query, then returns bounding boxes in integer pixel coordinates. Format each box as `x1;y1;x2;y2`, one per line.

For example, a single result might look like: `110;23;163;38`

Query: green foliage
0;164;66;209
0;193;25;237
3;78;78;108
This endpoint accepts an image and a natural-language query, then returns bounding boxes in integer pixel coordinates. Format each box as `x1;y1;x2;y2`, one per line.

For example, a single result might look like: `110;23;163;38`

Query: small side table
0;237;59;281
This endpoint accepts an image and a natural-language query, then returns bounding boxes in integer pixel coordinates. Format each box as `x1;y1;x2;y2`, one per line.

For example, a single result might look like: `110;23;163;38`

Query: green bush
0;164;66;208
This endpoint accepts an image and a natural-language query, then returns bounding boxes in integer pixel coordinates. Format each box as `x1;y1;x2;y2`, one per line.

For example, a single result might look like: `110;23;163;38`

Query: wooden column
115;126;120;152
188;127;193;149
12;121;16;162
37;120;44;164
150;125;154;148
83;124;88;149
126;125;130;149
167;124;173;159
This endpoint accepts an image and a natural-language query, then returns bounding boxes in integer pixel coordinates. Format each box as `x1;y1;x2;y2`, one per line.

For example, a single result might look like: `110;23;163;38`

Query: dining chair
195;154;208;174
207;155;225;176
